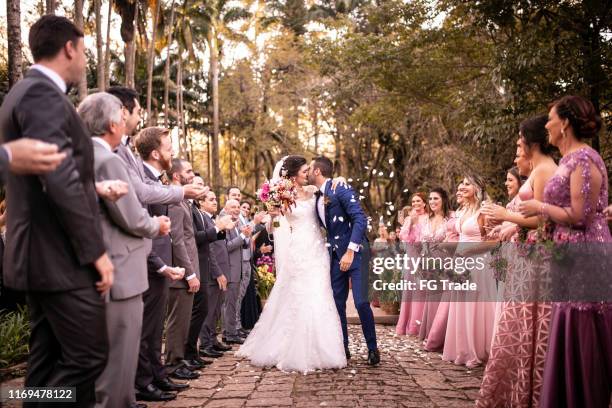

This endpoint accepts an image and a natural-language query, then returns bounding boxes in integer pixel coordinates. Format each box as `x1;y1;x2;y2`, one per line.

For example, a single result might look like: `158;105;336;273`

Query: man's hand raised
183;184;209;200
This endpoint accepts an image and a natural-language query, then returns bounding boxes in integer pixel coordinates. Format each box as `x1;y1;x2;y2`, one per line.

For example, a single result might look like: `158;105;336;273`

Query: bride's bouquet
257;178;297;227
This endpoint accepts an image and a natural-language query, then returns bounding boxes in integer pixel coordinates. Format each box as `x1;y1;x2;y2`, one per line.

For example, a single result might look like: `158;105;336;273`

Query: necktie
315;190;323;198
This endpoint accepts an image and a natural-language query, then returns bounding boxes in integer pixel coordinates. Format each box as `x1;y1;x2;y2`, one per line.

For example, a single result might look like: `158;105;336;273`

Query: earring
561;129;566;138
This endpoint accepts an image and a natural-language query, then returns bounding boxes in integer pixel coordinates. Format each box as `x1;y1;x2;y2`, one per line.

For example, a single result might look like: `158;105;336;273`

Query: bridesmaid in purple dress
520;95;612;408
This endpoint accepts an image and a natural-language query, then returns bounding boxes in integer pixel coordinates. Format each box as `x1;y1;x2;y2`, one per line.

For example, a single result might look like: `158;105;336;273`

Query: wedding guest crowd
389;96;611;407
1;13;610;408
0;15;270;408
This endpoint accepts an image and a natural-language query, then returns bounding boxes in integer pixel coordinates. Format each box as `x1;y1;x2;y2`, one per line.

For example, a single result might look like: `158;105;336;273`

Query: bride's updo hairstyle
549;95;602;140
281;155;307;178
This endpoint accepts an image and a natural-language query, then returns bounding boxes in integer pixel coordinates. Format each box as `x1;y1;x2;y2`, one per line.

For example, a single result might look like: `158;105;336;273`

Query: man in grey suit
106;87;206;205
166;158;201;379
219;199;252;344
77;93;170;407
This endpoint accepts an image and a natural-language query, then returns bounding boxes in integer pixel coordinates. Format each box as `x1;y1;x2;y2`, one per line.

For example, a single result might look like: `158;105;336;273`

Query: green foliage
0;307;30;368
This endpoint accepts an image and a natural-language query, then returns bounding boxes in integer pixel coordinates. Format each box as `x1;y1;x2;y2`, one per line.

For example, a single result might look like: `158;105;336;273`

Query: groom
308;156;380;365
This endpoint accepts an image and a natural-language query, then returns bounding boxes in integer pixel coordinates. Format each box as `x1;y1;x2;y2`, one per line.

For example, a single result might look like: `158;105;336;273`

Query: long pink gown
423;215;461;351
396;216;424;335
442;212;497;367
476;181;552;407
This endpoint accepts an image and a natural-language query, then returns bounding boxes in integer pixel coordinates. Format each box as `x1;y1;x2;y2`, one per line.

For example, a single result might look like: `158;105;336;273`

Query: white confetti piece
350;199;356;202
350;369;356;374
338;216;344;222
325;243;331;247
389;171;394;178
334;236;340;239
333;216;337;222
378;171;383;176
348;178;353;182
389;158;395;164
389;205;395;211
363;181;369;187
403;189;409;193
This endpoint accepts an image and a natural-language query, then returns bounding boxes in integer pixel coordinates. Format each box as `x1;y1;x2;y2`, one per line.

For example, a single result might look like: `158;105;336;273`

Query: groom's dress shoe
170;367;200;380
223;336;245;345
345;346;351;360
195;356;213;365
213;342;232;351
135;384;176;401
153;378;189;391
367;349;381;366
201;347;223;358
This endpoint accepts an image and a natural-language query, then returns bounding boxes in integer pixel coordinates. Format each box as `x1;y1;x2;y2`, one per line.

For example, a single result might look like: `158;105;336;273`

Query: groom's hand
339;249;355;272
217;275;228;291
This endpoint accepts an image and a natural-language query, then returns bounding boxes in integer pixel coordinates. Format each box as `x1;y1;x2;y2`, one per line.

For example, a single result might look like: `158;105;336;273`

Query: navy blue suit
315;181;377;351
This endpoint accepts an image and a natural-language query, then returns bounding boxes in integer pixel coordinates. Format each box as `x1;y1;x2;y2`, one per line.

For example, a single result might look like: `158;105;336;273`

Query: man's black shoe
345;346;351;360
213;342;232;352
131;403;147;408
135;384;176;402
367;349;380;366
222;336;245;345
238;328;250;337
153;377;189;392
181;358;205;370
169;367;200;380
200;346;224;358
194;356;213;365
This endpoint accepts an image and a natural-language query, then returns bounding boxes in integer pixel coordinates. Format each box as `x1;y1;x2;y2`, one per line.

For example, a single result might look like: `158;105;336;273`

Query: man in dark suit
0;16;114;407
184;183;232;366
134;127;187;402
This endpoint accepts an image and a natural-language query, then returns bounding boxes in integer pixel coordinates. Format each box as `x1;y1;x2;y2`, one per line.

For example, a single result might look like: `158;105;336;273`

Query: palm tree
104;0;113;88
115;0;138;87
7;0;22;89
162;0;176;127
95;0;105;91
75;0;88;100
196;0;252;192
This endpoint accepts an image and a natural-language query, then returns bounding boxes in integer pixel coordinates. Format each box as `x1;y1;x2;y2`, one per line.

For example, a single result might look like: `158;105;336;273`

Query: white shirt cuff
240;233;246;240
215;226;220;233
157;265;167;274
185;273;196;281
2;145;12;163
348;242;360;252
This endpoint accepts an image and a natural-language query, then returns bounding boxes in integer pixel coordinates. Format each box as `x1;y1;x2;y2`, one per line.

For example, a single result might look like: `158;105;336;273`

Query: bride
236;155;347;373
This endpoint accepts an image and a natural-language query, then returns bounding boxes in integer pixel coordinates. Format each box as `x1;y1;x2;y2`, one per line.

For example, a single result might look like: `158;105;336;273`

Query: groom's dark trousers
330;241;377;351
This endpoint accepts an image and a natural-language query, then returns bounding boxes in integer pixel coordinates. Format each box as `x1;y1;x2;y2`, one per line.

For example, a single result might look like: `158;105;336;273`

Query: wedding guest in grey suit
77;93;171;408
0;16;113;407
166;158;201;379
106;86;206;205
220;199;251;344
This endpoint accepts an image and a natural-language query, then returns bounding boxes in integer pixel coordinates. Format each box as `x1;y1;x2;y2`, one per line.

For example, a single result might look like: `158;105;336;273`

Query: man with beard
106;87;206;204
164;159;203;380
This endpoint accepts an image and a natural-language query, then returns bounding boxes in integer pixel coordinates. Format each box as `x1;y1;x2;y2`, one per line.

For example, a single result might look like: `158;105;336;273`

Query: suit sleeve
124;161;183;205
169;204;194;278
16;83;105;265
336;185;367;249
0;146;8;186
209;240;224;279
98;156;159;239
226;231;247;251
147;249;166;272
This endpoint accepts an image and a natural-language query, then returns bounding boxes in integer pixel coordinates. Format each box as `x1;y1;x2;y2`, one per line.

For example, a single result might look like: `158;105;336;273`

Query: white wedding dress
236;192;347;373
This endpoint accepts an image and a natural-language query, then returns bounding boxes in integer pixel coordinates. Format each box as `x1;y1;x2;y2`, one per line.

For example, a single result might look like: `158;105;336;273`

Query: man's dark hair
167;158;185;180
134;127;169;160
28;15;84;62
312;156;333;178
227;186;241;195
106;86;140;114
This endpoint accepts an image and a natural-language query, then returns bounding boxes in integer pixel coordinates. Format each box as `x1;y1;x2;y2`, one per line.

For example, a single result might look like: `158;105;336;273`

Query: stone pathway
147;325;483;408
1;325;484;407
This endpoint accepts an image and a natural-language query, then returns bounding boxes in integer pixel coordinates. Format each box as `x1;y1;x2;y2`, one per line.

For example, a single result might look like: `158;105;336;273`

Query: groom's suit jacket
315;181;368;259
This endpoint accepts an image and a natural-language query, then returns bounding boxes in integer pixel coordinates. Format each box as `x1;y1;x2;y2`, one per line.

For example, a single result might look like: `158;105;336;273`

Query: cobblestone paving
147;325;484;408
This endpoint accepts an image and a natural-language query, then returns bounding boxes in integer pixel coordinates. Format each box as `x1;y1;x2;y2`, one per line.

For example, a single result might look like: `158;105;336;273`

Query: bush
0;306;30;368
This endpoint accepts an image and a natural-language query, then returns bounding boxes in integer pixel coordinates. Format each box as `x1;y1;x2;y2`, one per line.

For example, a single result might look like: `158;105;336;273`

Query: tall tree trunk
74;0;87;100
146;0;162;125
95;0;105;91
7;0;22;89
104;0;112;88
210;33;223;193
124;5;138;88
163;1;176;127
45;0;57;14
176;44;185;158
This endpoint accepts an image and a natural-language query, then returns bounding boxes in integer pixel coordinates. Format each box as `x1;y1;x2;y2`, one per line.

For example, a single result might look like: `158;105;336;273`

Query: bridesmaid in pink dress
520;96;612;408
442;175;497;368
478;115;558;407
417;188;451;342
423;186;465;351
396;192;429;335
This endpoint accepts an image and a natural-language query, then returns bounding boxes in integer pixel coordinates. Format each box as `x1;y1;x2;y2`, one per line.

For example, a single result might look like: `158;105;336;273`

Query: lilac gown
539;147;612;408
441;212;497;367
